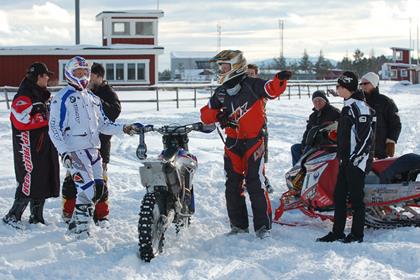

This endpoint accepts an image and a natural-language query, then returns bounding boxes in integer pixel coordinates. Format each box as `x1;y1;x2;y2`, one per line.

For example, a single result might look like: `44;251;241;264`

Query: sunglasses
359;82;370;86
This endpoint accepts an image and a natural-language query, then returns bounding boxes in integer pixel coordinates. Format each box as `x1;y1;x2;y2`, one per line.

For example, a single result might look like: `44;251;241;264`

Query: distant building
381;47;413;81
170;51;217;81
0;10;164;86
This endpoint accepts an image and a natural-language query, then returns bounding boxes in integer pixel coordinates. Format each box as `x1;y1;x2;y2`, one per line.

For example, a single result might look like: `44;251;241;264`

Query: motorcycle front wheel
138;191;166;262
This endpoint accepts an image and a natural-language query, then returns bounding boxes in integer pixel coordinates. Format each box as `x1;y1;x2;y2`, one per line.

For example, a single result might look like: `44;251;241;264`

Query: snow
1;81;420;279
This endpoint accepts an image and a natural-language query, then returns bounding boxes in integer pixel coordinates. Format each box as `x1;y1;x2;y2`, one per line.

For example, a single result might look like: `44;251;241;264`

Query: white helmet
210;50;247;84
65;56;90;90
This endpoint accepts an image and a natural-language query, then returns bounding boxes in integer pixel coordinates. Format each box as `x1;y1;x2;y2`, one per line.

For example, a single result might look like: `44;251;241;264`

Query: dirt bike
273;122;420;228
133;122;215;262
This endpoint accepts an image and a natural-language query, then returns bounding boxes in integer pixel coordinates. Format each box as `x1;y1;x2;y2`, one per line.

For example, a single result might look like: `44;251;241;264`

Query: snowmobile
133;122;215;262
273;122;420;228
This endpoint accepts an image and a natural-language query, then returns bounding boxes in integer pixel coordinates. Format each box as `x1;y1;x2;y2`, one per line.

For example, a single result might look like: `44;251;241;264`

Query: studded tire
138;192;165;262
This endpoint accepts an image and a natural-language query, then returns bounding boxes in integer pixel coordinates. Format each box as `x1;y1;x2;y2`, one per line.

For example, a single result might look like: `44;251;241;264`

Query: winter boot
342;233;363;243
29;199;46;224
226;225;249;236
72;204;93;239
316;231;345;242
255;226;271;239
2;197;30;229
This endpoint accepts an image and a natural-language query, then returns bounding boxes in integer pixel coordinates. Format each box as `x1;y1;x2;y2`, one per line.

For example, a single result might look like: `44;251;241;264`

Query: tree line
270;49;393;79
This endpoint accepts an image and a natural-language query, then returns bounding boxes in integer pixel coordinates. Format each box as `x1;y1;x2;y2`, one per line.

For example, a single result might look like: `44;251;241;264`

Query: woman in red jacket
3;62;60;228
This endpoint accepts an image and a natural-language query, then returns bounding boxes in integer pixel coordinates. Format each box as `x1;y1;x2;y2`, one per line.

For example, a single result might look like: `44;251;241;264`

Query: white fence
0;81;337;111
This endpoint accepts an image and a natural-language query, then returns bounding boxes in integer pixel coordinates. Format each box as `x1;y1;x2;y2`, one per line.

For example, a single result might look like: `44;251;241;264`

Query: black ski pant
224;137;272;232
332;164;366;238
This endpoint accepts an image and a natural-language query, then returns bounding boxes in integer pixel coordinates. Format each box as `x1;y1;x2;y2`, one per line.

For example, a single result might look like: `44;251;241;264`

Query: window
112;22;130;35
395;50;403;61
135;22;153;35
390;70;397;78
59;60;149;84
106;64;115;80
196;61;210;69
128;63;136;80
137;64;145;80
116;63;124;80
401;69;408;77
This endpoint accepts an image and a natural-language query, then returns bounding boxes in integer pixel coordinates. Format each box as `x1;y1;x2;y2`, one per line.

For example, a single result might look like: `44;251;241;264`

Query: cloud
32;1;71;23
0;10;11;33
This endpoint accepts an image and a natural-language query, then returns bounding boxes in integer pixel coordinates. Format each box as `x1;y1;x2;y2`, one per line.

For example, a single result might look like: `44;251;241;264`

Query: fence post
5;88;10;110
155;88;160;111
298;84;301;99
288;85;291;100
194;88;197;108
176;88;179;109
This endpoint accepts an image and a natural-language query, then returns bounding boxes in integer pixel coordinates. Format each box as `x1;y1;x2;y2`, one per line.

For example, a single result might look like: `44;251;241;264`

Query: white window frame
109;19;156;38
112;22;130;35
390;69;398;78
400;69;408;78
58;59;150;85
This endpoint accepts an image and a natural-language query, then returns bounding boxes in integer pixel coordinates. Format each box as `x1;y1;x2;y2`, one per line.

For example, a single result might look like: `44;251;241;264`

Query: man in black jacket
360;72;401;159
3;62;60;228
61;63;121;227
317;71;375;243
291;90;341;165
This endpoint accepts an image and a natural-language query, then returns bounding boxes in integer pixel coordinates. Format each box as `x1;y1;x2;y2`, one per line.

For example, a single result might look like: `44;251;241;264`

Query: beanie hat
361;72;379;87
337;71;358;92
312;90;329;103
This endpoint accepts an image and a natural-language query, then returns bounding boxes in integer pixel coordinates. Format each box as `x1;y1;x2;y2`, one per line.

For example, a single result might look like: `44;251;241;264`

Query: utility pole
417;23;419;65
278;19;284;59
157;0;159;9
75;0;80;45
217;24;221;52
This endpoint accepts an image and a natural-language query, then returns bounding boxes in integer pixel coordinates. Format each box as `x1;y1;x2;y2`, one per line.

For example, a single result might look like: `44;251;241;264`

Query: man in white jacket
49;56;141;238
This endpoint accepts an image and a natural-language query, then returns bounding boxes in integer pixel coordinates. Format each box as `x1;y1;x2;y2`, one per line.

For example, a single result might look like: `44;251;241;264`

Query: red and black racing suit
200;74;287;231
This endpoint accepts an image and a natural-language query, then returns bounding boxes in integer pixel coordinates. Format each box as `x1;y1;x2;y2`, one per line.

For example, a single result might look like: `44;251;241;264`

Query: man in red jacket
200;50;291;238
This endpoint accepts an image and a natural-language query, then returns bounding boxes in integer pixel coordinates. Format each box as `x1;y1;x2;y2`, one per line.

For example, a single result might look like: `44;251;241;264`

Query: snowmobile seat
371;157;396;175
378;153;420;184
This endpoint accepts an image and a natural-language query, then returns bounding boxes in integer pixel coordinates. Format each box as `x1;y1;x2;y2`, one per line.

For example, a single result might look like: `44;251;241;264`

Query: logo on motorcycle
69;96;76;103
313;171;320;180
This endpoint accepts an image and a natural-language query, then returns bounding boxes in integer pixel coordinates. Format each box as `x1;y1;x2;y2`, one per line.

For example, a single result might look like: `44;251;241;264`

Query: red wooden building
0;10;164;87
381;47;413;81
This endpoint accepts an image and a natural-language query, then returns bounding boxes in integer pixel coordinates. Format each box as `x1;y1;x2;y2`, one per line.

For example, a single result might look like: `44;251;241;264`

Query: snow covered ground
0;81;419;279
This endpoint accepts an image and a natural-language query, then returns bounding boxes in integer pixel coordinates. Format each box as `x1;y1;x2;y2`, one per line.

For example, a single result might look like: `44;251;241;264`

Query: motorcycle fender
139;160;167;189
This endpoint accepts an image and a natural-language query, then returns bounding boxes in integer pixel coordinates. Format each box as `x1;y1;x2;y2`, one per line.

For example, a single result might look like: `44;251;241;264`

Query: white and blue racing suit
49;85;124;205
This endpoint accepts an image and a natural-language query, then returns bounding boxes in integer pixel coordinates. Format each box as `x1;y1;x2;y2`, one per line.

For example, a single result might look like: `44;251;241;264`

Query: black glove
276;70;292;81
216;111;237;129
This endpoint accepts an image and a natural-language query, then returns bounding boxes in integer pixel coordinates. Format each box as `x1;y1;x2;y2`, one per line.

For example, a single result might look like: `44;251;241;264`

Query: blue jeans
291;144;303;166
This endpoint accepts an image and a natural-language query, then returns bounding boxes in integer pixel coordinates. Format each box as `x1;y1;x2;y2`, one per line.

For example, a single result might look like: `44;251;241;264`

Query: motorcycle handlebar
134;122;215;135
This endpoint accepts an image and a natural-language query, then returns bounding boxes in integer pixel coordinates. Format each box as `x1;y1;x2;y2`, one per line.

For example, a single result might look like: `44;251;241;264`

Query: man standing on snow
61;62;121;228
360;72;401;159
200;50;291;239
3;62;60;228
317;71;375;243
49;56;143;238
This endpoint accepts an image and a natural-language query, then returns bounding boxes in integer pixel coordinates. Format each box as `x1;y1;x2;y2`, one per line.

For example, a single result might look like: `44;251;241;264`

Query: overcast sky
0;0;419;70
